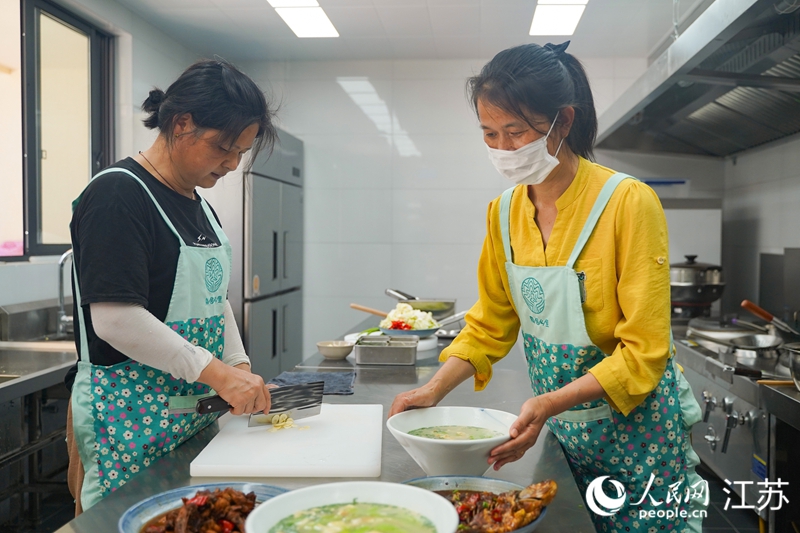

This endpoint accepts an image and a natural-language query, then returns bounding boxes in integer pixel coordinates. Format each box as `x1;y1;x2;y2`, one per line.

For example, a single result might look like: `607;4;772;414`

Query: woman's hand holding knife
198;358;272;416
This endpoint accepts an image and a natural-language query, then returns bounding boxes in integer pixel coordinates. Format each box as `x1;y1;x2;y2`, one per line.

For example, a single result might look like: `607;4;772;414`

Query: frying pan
688;330;782;359
741;299;800;337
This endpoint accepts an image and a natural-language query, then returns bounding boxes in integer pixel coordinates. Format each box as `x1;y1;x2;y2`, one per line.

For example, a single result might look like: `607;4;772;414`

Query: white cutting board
190;404;383;478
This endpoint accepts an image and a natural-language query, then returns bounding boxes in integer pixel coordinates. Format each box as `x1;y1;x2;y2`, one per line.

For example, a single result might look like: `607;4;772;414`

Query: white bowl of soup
244;481;458;533
386;406;516;476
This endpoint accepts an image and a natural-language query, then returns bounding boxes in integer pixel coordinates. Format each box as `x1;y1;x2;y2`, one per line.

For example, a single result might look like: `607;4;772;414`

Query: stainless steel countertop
760;384;800;432
55;318;595;532
0;344;76;403
672;325;800;430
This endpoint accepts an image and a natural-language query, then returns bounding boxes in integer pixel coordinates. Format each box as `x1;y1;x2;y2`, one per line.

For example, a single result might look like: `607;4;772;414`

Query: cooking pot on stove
779;342;800;392
670;255;725;304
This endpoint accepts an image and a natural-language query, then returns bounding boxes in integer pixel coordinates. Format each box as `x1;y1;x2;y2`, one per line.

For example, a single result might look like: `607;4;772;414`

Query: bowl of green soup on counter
244;481;458;533
386;406;516;476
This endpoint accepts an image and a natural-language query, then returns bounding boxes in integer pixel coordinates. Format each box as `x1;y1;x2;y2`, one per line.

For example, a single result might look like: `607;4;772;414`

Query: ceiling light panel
274;7;339;38
267;0;318;7
538;0;588;4
529;4;586;36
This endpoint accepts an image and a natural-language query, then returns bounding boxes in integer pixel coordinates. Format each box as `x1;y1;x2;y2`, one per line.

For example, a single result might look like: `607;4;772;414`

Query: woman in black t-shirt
66;59;277;514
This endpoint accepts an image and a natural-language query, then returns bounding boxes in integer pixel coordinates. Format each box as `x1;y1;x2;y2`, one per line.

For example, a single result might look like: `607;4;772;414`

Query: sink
0;350;77;402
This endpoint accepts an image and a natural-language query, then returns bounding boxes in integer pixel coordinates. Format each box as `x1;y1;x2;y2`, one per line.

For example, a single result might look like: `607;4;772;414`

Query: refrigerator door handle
272;231;278;280
271;308;278;359
283;230;288;279
282;303;288;353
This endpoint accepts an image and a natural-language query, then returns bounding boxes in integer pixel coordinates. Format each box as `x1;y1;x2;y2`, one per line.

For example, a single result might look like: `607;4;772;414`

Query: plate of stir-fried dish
119;483;287;533
404;476;557;533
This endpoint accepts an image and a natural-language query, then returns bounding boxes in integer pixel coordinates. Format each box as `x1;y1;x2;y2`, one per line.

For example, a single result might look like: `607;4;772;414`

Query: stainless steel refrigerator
241;130;304;381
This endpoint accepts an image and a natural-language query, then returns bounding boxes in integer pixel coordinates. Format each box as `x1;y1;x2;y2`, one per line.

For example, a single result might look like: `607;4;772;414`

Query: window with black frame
16;0;113;258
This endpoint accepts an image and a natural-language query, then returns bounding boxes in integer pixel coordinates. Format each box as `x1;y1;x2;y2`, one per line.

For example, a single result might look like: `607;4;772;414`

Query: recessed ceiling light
529;4;586;36
538;0;588;4
267;0;318;7
274;7;339;38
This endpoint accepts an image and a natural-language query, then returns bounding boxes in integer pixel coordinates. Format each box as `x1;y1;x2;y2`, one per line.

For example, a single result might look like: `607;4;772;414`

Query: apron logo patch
204;258;224;293
521;277;546;314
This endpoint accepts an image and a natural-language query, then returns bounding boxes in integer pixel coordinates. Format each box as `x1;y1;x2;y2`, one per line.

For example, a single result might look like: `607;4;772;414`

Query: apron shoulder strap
566;172;636;269
498;186;516;263
198;196;227;245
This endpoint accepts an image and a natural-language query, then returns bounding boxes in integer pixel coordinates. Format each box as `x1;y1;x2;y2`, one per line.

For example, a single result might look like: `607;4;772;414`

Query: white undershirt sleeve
90;302;213;383
221;300;250;368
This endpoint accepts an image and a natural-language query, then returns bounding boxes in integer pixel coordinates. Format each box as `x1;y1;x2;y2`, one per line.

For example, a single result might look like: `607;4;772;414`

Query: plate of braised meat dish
404;476;557;533
118;483;287;533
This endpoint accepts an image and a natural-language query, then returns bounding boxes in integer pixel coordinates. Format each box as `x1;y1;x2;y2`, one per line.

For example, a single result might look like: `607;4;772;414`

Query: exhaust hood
596;0;800;157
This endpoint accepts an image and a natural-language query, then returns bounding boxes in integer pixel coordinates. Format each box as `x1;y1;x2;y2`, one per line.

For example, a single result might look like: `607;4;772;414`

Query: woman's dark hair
141;58;276;172
467;42;597;160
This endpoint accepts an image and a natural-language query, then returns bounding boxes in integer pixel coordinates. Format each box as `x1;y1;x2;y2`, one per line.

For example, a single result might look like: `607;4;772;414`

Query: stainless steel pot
670;255;725;305
688;330;783;361
385;289;456;319
780;342;800;392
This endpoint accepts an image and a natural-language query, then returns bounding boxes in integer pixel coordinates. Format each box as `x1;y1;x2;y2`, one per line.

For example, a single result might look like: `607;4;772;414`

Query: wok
688;330;782;360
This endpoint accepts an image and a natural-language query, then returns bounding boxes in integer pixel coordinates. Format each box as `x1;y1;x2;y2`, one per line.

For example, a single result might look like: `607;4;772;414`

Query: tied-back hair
141;58;277;173
467;42;597;161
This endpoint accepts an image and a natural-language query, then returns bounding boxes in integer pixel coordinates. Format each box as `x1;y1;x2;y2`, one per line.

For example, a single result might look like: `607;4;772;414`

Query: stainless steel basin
0;349;77;402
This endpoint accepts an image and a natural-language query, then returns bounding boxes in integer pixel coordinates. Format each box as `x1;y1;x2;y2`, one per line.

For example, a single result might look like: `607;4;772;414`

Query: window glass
38;12;91;244
0;1;24;258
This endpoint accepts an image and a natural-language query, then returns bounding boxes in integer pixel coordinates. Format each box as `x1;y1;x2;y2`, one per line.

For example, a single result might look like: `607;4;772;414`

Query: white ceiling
114;0;707;62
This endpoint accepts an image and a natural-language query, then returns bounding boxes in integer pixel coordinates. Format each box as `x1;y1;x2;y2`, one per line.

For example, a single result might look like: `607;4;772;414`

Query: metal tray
354;335;418;365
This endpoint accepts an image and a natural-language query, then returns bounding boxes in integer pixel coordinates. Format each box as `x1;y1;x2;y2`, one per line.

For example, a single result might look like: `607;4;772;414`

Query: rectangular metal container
354;335;418;366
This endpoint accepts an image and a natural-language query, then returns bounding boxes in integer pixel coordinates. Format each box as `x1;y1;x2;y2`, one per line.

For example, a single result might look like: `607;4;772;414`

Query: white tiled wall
243;56;653;357
721;135;800;313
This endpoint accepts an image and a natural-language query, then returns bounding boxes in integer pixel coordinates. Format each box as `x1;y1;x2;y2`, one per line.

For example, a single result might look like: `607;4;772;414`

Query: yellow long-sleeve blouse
441;157;671;416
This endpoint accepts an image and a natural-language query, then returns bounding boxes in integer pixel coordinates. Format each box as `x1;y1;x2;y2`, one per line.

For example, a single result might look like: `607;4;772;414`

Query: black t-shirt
66;157;222;390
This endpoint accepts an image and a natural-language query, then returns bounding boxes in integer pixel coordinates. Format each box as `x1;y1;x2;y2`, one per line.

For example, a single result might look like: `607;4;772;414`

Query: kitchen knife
248;381;324;427
168;392;231;415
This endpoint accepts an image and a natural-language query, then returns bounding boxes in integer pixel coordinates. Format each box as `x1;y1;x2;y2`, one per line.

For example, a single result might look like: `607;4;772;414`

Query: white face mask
486;113;564;186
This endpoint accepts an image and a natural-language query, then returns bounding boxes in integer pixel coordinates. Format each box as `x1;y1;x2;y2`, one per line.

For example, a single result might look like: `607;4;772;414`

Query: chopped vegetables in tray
141;487;255;533
379;303;439;331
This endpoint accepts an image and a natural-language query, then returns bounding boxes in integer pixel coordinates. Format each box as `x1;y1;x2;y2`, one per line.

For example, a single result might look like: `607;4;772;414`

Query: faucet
57;249;74;338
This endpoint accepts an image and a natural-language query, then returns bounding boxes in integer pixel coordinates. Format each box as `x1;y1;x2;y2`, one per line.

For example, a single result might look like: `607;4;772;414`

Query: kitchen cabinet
243;290;302;382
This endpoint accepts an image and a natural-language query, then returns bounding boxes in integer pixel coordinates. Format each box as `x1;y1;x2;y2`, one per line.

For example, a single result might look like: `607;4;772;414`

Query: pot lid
670;255;722;271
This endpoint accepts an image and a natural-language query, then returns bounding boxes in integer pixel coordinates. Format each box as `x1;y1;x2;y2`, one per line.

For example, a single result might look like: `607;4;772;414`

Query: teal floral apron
499;173;706;532
70;168;231;510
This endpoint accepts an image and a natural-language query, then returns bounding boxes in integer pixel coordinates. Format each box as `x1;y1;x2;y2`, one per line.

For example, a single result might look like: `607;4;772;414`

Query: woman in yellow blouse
389;42;705;533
